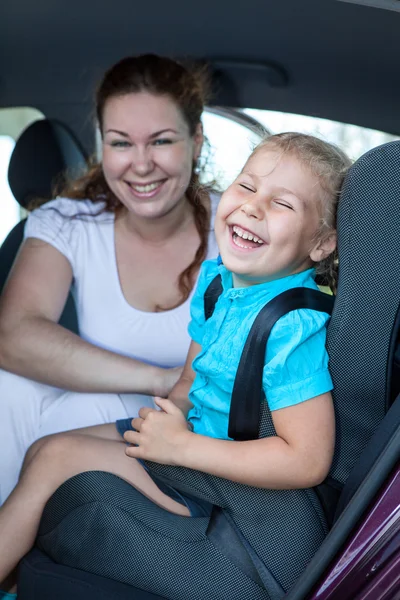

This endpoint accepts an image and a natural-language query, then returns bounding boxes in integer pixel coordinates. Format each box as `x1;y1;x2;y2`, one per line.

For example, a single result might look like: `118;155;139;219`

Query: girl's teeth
232;225;264;244
234;237;251;249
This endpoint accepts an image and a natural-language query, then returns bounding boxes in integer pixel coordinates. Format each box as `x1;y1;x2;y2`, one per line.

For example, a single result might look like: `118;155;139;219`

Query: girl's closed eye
272;198;294;210
239;182;256;192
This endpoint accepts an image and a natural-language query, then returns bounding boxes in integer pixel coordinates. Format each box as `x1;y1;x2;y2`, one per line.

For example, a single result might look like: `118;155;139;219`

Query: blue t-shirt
187;259;333;440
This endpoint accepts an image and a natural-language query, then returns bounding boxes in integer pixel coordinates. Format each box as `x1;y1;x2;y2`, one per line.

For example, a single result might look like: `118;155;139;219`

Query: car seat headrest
327;140;400;484
7;119;87;209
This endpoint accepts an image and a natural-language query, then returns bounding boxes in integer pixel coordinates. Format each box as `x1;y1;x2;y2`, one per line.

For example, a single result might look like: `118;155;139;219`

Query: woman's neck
116;195;195;245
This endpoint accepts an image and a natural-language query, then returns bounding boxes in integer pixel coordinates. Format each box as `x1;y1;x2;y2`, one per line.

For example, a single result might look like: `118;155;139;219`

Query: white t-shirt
24;195;220;368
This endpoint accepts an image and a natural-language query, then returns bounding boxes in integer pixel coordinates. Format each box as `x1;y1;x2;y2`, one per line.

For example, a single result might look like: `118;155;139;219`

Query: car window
0;107;45;245
200;108;264;189
243;108;399;160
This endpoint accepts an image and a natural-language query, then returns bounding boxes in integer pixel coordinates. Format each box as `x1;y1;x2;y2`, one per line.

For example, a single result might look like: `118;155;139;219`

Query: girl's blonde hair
253;132;352;293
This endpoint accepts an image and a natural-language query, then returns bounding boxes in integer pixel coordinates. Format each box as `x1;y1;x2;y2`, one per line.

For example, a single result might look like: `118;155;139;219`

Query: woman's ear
310;231;337;263
193;122;204;162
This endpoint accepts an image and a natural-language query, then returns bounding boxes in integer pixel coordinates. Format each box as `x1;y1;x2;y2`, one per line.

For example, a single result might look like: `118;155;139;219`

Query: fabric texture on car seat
326;141;400;484
36;141;400;599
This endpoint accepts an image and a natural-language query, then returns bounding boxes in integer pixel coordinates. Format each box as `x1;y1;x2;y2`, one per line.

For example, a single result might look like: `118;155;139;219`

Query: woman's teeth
232;225;264;244
131;181;161;193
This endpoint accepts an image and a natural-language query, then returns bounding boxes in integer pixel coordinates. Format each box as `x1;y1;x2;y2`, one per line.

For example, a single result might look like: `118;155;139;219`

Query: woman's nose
131;147;154;175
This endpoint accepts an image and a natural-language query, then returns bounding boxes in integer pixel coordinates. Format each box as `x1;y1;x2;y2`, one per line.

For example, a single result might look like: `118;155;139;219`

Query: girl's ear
310;231;337;263
193;122;204;162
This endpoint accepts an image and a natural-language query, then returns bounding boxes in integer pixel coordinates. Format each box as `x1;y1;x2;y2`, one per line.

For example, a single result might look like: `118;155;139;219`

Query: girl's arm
0;239;178;396
166;340;200;417
126;391;335;489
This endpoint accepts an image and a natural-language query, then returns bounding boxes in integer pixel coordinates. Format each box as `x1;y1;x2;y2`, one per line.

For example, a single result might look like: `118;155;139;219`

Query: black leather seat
0;118;87;333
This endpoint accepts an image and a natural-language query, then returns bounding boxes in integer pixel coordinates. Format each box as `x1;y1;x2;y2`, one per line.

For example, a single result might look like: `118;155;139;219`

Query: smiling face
215;147;336;287
101;91;203;220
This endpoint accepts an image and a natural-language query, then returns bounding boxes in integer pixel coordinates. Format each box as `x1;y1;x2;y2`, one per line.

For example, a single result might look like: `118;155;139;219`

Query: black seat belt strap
203;276;334;441
203;274;223;320
228;288;334;440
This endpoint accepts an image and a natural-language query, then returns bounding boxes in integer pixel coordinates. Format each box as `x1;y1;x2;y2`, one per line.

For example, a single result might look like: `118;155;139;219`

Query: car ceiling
1;0;399;151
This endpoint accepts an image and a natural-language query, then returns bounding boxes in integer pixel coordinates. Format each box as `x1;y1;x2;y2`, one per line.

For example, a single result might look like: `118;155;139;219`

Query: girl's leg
0;430;189;583
20;422;123;474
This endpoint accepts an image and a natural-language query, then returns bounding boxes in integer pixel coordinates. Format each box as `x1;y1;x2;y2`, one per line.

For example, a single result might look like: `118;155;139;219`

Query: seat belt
203;274;334;441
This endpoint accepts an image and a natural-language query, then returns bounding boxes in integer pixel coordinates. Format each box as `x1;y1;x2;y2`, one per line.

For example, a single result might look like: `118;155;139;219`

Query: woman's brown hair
57;54;212;309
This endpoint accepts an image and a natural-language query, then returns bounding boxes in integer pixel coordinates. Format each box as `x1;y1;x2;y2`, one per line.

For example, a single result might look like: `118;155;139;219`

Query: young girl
0;132;351;595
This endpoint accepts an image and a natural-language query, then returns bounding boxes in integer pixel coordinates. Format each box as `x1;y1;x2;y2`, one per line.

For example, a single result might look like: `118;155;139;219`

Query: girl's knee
23;433;76;474
22;434;54;470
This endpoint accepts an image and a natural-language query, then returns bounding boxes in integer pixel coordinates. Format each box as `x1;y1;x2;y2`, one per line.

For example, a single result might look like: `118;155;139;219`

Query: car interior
1;0;399;598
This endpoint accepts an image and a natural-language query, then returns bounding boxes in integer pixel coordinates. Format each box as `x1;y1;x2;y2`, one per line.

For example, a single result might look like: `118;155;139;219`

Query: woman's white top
24;195;220;368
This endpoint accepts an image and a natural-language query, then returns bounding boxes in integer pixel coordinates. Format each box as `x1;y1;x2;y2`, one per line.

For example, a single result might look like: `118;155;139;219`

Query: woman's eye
239;183;255;192
110;140;130;148
153;138;173;146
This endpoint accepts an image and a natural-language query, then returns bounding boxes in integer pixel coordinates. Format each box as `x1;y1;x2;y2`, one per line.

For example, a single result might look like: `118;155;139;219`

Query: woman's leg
0;429;189;583
38;392;153;438
0;369;60;505
0;369;141;505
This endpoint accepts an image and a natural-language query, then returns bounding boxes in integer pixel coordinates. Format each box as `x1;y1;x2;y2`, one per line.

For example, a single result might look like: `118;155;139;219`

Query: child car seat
18;140;400;599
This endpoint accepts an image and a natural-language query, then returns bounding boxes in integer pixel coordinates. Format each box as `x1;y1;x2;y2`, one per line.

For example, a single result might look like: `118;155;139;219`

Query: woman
0;54;220;503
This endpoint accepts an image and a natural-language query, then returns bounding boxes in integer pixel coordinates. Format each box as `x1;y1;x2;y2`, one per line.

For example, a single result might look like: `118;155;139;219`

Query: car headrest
7;119;87;209
327;139;400;485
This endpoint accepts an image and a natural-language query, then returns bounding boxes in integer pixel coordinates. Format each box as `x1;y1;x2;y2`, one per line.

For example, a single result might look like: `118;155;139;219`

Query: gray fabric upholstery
327;141;400;483
36;141;400;598
38;472;271;600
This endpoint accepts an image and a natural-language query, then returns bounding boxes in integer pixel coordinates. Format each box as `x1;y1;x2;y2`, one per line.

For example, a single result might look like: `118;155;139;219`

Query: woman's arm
0;239;178;396
126;391;335;489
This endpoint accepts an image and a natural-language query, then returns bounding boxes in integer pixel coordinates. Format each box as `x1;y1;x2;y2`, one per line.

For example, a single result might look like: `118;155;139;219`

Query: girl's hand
124;397;191;465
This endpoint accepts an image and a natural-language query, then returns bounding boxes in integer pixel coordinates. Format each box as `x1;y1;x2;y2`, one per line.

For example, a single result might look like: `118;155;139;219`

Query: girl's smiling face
215;147;335;287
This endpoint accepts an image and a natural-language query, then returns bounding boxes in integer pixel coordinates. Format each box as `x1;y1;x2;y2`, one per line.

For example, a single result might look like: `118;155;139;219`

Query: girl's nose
240;197;263;219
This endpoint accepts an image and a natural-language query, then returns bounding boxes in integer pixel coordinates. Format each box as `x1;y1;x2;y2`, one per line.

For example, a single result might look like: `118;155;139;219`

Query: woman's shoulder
30;197;107;219
24;197;111;254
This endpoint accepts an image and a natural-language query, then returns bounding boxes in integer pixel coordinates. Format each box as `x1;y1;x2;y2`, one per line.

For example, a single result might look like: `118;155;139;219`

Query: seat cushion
19;549;165;600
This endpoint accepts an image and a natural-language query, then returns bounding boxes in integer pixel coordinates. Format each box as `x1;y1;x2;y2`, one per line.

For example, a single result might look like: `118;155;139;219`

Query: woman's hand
124;397;191;465
154;367;183;398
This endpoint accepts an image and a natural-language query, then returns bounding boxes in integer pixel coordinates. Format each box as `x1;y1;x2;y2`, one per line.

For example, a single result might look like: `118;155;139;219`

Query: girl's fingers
124;430;140;445
154;397;181;415
125;444;140;457
138;406;157;419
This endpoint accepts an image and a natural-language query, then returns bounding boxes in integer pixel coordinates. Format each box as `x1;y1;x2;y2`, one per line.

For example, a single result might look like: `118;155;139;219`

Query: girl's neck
117;195;194;245
231;263;314;289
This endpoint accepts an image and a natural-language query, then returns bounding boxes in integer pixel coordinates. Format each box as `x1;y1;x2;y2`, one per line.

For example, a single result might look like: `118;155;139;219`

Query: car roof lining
1;0;399;141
